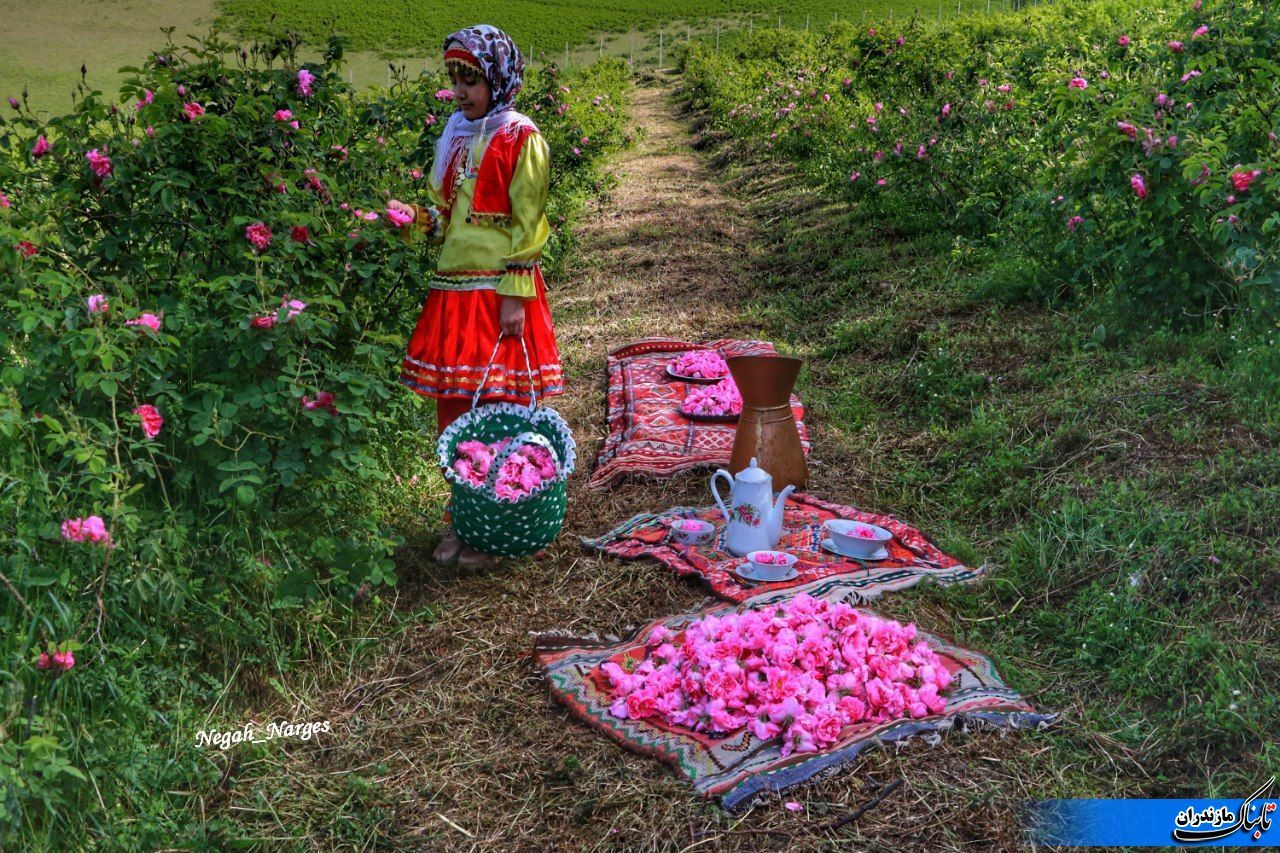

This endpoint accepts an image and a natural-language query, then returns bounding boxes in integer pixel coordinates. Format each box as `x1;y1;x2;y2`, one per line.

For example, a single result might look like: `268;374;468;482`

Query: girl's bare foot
457;545;497;570
433;529;463;564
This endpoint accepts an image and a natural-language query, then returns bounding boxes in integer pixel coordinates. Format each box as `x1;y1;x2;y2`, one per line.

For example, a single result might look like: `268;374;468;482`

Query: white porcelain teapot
710;457;796;557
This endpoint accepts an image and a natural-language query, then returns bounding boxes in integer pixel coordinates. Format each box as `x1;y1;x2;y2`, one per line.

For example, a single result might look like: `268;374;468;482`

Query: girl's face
449;64;491;120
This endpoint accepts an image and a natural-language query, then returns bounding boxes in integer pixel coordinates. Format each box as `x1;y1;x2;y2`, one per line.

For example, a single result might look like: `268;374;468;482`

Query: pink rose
85;148;112;178
245;222;272;252
133;404;164;439
126;313;162;333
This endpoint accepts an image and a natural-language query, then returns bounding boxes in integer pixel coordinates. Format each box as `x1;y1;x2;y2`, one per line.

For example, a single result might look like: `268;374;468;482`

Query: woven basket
436;338;576;559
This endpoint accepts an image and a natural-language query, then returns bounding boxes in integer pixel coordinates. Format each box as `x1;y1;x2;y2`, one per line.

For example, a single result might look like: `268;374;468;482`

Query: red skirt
400;273;563;405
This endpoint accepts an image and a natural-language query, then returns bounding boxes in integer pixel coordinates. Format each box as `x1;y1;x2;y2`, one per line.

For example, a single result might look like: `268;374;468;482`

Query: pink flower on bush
17;240;37;257
1180;70;1202;83
279;297;306;321
435;88;454;101
245;222;272;252
126;313;162;333
274;109;293;122
145;125;155;138
1190;165;1211;187
876;178;887;186
1231;169;1261;192
87;294;108;314
1068;77;1088;89
997;84;1012;94
32;135;51;158
85;148;112;177
177;84;186;96
843;76;853;87
1117;35;1130;46
916;144;927;160
301;391;337;415
1168;41;1184;53
297;68;315;98
290;225;311;244
7;96;18;109
1067;215;1084;231
0;192;9;208
133;404;164;439
61;515;112;546
136;89;154;109
424;113;437;127
1131;173;1149;199
940;102;952;118
250;314;277;329
37;650;75;671
849;171;861;182
1193;25;1208;39
182;102;205;121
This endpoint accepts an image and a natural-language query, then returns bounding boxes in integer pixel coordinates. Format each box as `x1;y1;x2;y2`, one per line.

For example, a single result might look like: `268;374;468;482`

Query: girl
390;24;563;569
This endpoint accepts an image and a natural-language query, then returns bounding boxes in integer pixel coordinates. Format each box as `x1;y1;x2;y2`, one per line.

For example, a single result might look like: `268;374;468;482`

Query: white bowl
746;550;798;581
668;518;715;545
823;520;892;558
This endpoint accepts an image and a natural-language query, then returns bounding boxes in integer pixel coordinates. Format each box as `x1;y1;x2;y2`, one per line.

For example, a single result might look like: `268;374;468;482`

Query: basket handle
483;430;562;494
471;333;537;413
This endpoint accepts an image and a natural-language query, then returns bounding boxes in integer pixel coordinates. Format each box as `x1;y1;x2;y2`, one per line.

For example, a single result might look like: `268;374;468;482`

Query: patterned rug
587;338;812;489
582;492;983;604
535;580;1056;812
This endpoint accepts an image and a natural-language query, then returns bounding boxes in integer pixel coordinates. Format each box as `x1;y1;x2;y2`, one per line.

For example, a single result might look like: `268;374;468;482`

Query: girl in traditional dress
390;24;563;568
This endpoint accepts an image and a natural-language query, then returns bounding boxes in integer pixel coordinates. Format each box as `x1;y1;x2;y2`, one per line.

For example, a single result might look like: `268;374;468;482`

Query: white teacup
824;520;892;558
668;518;715;546
746;550;798;580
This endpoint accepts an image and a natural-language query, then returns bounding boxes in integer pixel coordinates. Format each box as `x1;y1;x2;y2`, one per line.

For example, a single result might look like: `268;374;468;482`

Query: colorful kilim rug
581;492;983;604
587;338;812;489
534;581;1056;811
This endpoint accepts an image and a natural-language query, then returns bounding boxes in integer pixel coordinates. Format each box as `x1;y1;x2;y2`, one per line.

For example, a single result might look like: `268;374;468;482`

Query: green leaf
236;485;256;505
99;378;118;397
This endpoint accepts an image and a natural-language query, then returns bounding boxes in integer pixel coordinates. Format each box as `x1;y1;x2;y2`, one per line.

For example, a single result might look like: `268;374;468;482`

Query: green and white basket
437;337;576;559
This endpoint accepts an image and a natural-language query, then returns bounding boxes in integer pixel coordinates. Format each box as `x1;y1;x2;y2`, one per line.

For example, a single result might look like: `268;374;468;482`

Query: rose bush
0;31;629;844
682;0;1278;323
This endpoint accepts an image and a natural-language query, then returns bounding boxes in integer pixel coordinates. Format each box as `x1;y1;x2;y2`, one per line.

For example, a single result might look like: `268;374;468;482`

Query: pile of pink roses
671;349;729;379
604;594;953;757
680;377;742;417
452;437;559;502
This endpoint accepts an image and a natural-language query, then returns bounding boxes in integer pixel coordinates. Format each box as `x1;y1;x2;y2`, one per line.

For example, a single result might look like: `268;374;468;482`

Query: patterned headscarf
442;24;525;109
430;24;538;194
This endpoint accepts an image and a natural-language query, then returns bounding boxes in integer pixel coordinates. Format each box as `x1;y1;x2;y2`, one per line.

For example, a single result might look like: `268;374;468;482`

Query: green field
0;0;1016;117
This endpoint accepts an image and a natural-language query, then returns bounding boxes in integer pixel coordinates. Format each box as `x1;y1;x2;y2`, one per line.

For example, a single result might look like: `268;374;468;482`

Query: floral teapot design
710;457;796;557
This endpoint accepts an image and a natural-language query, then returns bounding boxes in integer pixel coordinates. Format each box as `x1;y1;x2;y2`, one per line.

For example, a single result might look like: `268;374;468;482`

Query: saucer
734;563;799;583
820;539;889;561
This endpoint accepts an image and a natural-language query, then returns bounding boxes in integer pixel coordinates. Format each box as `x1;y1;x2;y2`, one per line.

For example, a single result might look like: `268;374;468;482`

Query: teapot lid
736;457;772;483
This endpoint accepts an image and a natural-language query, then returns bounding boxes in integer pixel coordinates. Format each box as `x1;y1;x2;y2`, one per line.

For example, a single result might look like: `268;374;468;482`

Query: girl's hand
499;296;526;337
387;200;416;224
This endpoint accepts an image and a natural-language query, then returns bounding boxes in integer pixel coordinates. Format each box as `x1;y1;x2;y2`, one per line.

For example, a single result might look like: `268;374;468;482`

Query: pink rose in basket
854;525;878;539
452;437;557;502
670;350;729;379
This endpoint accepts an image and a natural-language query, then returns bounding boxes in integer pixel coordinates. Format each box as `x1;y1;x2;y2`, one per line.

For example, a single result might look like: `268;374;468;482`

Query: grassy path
219;78;1117;849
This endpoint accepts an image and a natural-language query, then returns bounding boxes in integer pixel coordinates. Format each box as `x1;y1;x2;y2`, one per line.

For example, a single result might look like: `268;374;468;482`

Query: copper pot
726;355;807;490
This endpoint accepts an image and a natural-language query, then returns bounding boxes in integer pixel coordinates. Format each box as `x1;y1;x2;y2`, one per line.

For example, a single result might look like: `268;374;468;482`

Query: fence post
658;32;663;70
349;68;354;86
806;13;810;30
716;24;720;51
564;42;569;69
599;36;603;58
629;28;634;68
